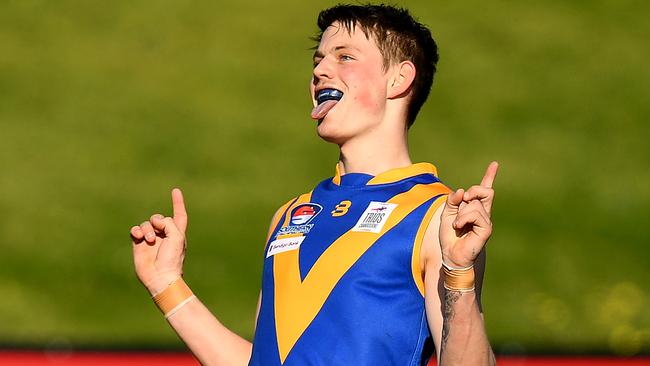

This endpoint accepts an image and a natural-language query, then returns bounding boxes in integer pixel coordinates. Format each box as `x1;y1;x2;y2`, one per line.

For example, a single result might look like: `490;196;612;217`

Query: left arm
422;162;498;365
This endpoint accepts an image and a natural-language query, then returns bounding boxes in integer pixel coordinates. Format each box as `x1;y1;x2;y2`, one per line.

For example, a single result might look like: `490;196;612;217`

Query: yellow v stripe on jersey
273;182;449;363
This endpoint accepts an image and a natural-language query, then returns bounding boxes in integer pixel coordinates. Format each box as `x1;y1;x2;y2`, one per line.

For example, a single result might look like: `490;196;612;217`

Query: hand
130;188;189;295
439;162;498;268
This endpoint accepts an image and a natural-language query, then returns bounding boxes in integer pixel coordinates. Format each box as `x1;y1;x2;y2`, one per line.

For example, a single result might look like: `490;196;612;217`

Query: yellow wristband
442;262;475;292
152;278;195;318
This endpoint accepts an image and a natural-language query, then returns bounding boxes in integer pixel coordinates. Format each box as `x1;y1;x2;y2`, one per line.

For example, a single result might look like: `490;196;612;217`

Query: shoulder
410;174;450;275
420;201;445;274
265;185;319;239
265;196;299;242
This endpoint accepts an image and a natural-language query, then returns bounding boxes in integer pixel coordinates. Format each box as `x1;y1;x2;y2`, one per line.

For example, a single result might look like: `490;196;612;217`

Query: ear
387;61;416;99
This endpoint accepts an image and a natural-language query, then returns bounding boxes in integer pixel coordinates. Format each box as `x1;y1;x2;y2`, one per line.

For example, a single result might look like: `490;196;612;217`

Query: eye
339;54;354;61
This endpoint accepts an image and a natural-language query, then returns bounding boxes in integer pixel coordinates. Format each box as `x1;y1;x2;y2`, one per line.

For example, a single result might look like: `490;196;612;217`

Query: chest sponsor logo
290;204;321;225
351;201;398;233
267;236;306;258
276;203;323;236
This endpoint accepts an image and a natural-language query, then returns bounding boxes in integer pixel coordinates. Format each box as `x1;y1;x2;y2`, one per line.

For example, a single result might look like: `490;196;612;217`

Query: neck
337;124;412;176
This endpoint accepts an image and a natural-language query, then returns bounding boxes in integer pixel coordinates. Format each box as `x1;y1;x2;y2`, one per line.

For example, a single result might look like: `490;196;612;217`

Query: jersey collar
332;162;439;187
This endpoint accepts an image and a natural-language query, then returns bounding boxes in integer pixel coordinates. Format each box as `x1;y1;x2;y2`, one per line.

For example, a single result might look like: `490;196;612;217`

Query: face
310;22;392;144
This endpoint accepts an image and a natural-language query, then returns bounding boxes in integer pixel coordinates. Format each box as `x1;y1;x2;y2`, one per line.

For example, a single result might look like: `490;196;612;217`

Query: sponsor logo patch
267;236;306;258
351;201;398;233
290;203;321;225
277;203;323;237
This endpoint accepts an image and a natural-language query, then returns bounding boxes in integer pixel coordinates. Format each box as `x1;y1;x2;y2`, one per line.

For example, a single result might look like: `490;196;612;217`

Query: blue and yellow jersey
250;163;450;366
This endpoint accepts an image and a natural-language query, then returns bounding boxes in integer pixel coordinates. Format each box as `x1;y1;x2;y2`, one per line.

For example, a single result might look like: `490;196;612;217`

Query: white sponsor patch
266;236;306;258
351;201;398;233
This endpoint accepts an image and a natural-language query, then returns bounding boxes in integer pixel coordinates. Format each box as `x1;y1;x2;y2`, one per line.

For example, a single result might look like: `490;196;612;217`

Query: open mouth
311;88;344;120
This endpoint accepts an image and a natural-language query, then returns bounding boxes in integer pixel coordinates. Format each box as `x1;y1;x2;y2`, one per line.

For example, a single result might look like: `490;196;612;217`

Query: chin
316;122;345;144
316;117;351;145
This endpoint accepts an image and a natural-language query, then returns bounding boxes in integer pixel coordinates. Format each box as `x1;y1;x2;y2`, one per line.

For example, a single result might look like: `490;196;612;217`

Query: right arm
130;188;251;366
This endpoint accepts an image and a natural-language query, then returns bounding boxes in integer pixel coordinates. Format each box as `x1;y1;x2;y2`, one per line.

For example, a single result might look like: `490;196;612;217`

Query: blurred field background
0;0;648;358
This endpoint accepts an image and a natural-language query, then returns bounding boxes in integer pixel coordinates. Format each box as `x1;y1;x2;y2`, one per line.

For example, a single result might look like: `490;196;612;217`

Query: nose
312;56;334;83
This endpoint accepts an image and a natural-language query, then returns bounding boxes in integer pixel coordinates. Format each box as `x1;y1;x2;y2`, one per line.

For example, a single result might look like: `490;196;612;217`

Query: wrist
442;261;475;292
442;256;474;269
152;277;196;318
144;273;182;296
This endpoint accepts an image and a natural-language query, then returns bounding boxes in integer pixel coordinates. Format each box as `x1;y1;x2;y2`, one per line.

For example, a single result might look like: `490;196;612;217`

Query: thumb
441;189;464;219
162;216;183;238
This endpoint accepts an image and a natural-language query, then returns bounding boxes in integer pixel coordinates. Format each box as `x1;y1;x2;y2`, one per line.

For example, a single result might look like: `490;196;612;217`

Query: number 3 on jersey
331;200;352;217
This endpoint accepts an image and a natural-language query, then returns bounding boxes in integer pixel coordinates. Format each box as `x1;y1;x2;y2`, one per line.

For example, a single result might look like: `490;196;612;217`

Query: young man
131;4;497;365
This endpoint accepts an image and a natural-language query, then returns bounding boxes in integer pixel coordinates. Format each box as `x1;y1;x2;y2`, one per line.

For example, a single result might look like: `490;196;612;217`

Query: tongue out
311;100;338;120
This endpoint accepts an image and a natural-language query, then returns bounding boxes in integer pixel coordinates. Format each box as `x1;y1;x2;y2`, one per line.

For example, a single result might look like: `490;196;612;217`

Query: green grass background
1;0;648;356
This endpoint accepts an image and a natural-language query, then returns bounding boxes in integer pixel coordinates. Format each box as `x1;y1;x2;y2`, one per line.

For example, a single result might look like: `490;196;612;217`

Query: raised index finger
480;161;499;188
171;188;188;233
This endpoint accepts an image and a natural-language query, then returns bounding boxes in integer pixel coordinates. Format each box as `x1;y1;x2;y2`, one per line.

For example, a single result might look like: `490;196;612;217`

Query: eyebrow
312;45;361;60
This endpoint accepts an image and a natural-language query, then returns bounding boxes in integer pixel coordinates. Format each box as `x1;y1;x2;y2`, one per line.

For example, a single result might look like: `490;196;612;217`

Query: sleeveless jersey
250;163;450;366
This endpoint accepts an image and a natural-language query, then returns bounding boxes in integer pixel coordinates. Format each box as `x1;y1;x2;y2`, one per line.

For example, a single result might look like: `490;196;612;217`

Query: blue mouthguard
316;89;344;104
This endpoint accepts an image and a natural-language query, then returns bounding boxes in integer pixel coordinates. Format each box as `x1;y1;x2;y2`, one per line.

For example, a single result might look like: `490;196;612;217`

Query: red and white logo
289;203;322;226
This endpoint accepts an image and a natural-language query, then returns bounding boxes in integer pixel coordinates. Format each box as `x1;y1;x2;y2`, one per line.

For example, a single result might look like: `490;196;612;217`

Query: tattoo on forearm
441;290;461;352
